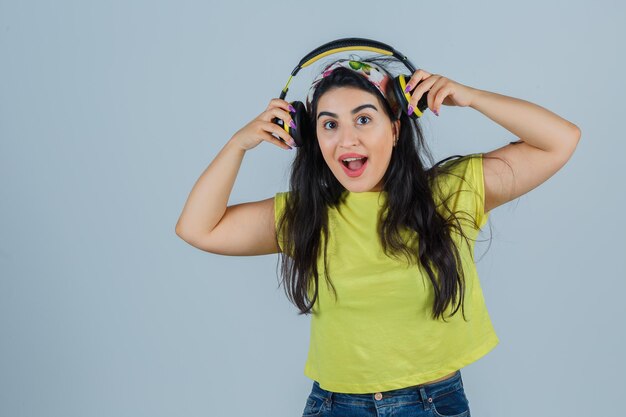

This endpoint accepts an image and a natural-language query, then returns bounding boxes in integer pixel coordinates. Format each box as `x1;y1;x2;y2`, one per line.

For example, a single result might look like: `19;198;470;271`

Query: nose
338;126;360;148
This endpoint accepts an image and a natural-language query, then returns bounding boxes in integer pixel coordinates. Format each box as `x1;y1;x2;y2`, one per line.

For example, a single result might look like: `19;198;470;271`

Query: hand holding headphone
229;97;297;152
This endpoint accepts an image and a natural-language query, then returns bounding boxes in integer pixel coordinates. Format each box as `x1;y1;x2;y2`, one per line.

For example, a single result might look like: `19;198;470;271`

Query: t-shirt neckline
342;190;387;199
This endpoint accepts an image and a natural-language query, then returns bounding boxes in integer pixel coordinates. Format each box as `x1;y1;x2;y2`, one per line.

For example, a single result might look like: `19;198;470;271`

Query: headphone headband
273;37;429;147
278;37;418;100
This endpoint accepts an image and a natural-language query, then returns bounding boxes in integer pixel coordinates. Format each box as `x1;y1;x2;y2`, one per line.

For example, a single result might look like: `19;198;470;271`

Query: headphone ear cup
288;101;309;147
391;74;429;119
271;100;307;147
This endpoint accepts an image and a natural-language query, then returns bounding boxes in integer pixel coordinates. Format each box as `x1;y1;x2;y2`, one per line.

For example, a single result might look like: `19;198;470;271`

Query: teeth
342;157;366;162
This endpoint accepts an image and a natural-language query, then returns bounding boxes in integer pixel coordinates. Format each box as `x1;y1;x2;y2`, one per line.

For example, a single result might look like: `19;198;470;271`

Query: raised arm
175;98;297;256
469;89;581;213
402;68;581;215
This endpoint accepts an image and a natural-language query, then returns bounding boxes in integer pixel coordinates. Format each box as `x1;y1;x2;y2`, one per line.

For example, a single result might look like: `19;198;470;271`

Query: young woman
175;55;580;417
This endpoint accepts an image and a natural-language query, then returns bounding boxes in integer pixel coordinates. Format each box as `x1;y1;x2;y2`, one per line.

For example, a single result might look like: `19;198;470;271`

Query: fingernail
289;120;297;129
432;108;439;116
407;105;414;116
288;104;296;113
405;84;411;92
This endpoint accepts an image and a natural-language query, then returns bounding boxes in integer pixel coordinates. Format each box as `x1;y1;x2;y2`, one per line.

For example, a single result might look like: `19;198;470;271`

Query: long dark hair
276;55;504;322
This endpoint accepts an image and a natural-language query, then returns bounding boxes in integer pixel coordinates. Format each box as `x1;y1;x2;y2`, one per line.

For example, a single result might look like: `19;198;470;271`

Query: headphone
273;37;430;147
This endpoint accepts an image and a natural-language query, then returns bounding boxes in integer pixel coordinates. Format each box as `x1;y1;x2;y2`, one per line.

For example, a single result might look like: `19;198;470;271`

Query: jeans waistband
311;369;463;403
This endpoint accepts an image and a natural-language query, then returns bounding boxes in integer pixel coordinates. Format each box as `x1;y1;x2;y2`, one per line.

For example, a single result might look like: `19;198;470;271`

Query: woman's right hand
229;98;297;151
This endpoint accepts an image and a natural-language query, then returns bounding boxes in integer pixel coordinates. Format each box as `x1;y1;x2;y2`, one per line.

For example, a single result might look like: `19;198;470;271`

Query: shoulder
433;153;484;191
274;191;292;230
431;153;488;229
274;191;290;213
437;153;481;170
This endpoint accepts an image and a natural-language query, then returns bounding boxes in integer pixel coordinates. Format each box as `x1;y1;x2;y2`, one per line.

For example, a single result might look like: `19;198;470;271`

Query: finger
427;77;449;112
264;106;296;131
267;98;294;113
408;75;438;113
405;69;431;92
263;120;296;147
261;125;293;150
432;84;452;114
265;132;294;150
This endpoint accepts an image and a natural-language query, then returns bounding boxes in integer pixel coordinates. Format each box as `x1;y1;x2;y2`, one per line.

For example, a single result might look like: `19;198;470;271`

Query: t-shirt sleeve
274;191;289;254
471;153;489;229
436;153;489;231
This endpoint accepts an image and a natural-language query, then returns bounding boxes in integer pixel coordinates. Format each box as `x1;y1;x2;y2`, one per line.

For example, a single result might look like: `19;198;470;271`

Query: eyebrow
317;104;378;120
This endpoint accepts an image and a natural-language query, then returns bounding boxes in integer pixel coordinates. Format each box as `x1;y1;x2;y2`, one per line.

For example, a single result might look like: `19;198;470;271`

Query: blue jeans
301;370;471;417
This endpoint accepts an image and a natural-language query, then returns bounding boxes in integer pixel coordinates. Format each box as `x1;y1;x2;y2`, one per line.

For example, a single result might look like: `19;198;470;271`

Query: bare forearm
469;88;581;153
175;138;246;236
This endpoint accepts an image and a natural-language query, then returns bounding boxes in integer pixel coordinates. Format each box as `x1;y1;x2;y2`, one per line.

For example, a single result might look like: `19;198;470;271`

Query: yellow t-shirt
274;153;499;394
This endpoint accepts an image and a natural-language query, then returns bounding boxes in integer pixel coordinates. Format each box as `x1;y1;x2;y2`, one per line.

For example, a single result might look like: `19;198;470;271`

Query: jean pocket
302;394;327;417
431;386;470;417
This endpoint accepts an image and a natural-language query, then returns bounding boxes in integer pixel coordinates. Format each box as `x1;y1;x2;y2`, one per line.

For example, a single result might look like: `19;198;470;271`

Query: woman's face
315;86;400;192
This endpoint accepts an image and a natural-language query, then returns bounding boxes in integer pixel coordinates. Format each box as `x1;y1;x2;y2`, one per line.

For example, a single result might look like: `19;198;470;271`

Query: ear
392;119;401;138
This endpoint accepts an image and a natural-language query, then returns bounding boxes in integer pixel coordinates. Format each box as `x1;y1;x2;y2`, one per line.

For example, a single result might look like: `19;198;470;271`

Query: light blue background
1;1;624;416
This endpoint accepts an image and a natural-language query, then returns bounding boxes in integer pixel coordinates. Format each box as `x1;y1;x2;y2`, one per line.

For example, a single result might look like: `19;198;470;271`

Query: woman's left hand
405;69;479;115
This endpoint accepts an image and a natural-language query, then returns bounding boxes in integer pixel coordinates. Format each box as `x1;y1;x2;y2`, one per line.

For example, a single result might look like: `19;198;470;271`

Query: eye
322;120;337;130
321;116;371;130
357;115;371;125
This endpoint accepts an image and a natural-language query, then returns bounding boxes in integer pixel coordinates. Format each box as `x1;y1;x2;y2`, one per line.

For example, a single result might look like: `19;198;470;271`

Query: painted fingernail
405;84;412;92
289;120;297;129
288;104;296;113
407;105;414;116
432;108;439;116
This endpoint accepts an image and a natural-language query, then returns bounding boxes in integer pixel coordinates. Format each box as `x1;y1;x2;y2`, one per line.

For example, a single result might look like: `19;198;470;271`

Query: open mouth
342;157;368;170
340;157;368;177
